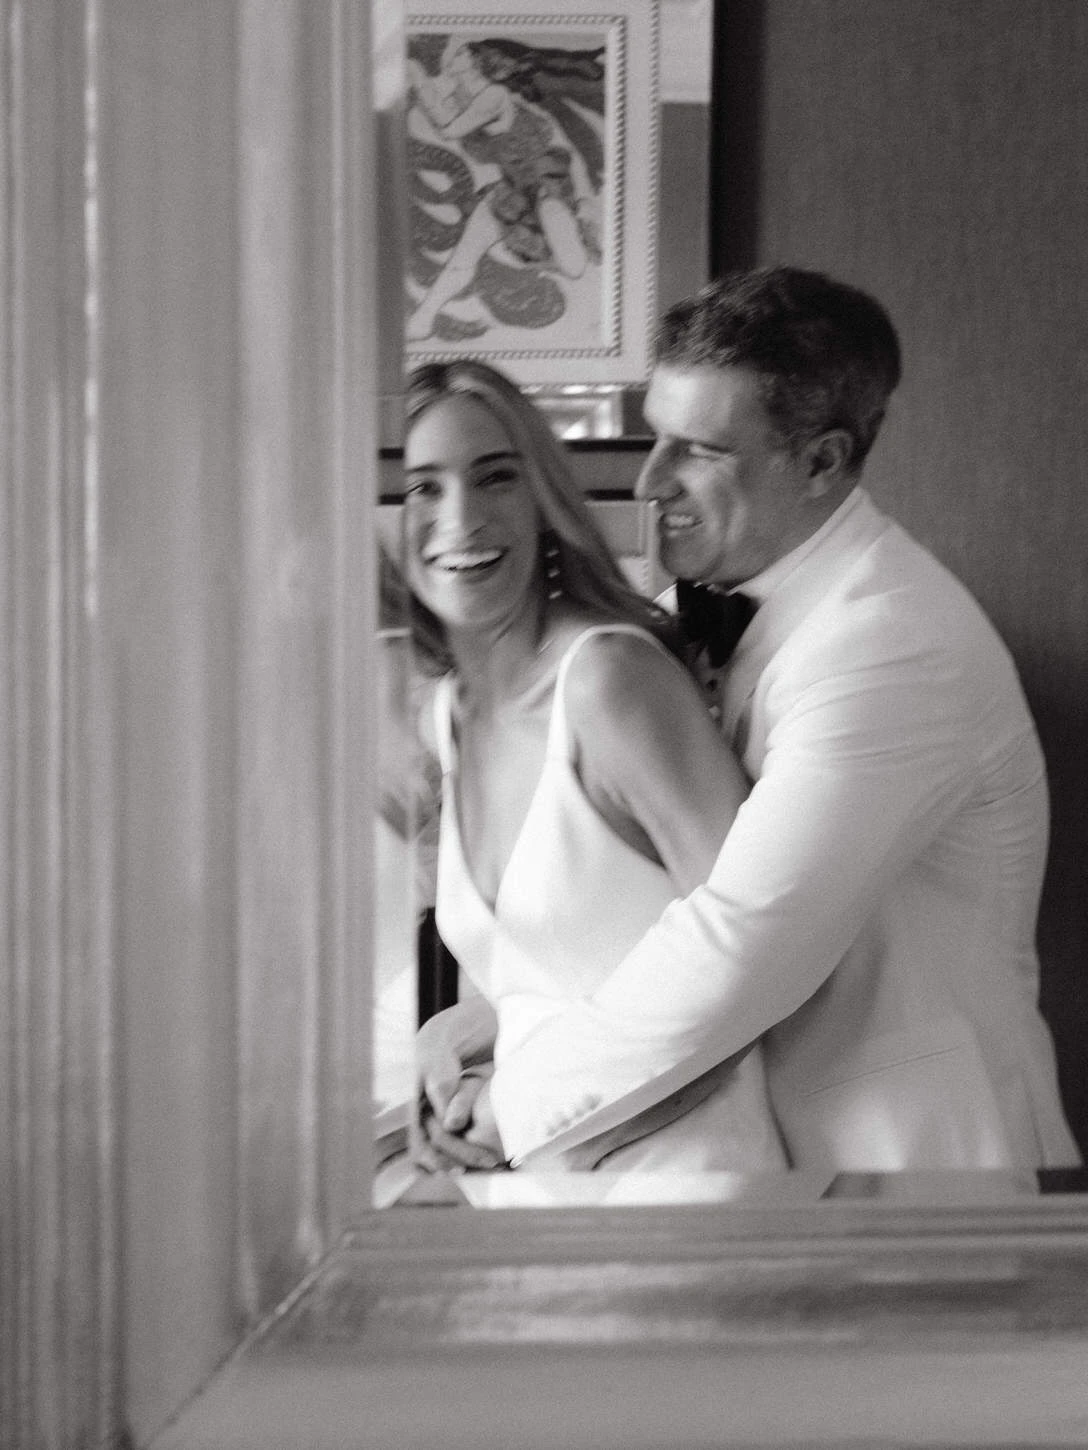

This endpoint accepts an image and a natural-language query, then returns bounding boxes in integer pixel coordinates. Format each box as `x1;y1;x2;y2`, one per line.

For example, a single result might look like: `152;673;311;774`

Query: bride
403;360;786;1174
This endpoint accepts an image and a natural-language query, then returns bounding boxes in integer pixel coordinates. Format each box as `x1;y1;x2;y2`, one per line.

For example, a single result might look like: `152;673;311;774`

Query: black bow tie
676;579;757;668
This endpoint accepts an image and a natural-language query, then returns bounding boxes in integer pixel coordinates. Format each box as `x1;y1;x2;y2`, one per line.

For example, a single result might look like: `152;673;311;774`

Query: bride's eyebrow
473;450;521;467
405;449;520;475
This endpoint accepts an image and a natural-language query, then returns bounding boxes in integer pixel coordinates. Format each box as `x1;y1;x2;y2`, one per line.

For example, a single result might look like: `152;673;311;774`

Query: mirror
371;0;1087;1211
12;1;1088;1443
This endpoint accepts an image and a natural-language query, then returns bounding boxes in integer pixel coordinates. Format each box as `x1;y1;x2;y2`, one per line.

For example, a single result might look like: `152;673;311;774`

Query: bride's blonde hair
404;359;678;666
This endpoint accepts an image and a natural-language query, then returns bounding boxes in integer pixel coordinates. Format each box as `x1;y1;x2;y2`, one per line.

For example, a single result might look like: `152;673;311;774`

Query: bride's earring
543;533;563;601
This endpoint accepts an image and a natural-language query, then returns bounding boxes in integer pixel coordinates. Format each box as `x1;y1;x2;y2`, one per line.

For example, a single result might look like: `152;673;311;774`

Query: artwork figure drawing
406;31;607;352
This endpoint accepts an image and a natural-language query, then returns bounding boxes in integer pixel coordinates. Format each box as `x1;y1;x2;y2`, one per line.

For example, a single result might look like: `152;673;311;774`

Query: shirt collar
737;486;863;605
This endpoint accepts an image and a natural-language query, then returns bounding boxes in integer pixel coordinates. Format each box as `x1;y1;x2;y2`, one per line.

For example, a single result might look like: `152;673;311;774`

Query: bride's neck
449;609;551;714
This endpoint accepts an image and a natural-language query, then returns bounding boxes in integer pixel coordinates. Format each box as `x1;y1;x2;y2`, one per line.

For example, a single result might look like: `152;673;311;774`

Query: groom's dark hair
655;266;902;475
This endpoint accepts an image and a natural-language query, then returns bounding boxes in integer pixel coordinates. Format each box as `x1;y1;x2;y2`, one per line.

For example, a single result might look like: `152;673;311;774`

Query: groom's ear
802;429;854;497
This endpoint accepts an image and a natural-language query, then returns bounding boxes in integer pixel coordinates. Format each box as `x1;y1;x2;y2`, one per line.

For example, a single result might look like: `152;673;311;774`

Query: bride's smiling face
404;394;543;637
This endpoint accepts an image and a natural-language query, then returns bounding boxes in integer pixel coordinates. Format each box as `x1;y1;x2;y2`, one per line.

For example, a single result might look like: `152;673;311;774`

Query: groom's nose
635;438;676;501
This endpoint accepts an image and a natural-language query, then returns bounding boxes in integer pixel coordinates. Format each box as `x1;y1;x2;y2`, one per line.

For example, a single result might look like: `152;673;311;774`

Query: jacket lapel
721;492;890;753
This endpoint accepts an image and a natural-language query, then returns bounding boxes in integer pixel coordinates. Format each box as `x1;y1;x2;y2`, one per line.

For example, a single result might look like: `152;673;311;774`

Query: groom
428;265;1080;1173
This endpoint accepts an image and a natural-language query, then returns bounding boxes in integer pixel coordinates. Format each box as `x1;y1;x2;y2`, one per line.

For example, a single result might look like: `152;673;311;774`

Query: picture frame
404;1;660;386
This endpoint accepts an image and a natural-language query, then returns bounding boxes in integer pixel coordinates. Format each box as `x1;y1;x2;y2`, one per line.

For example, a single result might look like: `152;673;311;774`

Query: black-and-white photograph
6;1;1088;1447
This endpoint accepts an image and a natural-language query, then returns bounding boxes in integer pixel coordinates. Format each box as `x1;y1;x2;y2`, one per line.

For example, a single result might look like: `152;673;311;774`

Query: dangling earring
543;533;563;600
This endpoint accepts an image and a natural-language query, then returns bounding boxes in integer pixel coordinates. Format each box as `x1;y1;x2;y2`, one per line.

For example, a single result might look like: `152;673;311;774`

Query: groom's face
637;364;815;589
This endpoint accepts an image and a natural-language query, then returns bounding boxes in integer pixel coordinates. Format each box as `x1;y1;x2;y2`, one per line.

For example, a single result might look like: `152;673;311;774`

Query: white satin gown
434;625;787;1172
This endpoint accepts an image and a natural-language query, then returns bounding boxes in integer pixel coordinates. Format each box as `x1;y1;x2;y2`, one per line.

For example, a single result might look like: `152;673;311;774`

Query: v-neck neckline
436;624;661;917
447;691;556;917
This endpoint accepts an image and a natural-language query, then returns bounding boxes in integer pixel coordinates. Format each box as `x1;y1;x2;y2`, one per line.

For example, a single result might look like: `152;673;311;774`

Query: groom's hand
461;1079;504;1160
412;996;502;1169
412;1067;506;1172
416;999;498;1102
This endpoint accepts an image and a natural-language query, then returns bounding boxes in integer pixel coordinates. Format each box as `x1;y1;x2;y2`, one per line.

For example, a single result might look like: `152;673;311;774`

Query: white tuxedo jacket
489;491;1080;1171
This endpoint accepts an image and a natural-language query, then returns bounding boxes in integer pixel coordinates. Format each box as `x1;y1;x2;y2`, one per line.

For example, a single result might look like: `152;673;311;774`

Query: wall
715;0;1088;1151
659;105;711;314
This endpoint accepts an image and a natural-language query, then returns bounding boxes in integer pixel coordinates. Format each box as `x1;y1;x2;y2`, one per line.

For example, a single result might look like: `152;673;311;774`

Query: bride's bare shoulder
560;624;697;729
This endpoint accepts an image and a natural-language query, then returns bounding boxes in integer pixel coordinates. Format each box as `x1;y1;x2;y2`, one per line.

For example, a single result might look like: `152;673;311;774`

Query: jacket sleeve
488;614;993;1163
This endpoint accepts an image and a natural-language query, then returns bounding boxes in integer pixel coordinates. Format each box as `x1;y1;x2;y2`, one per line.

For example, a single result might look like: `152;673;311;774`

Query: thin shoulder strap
547;624;671;761
432;673;457;775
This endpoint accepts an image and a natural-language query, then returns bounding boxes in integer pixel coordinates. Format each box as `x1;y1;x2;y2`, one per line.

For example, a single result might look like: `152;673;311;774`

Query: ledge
154;1191;1088;1449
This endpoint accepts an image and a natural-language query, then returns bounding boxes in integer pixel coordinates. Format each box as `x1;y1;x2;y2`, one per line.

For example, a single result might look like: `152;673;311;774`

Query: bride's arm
566;631;750;896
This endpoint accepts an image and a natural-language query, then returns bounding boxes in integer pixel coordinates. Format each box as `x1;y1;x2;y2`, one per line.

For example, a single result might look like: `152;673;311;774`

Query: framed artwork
404;1;660;386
